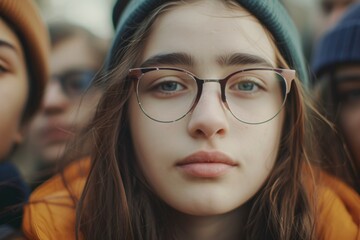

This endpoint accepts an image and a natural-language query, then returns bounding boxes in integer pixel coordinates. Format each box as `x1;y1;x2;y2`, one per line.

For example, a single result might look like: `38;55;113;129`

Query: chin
169;198;245;217
185;208;232;217
42;144;66;163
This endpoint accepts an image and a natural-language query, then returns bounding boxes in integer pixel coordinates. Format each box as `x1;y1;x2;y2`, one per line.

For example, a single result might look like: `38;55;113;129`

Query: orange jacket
22;159;89;240
303;166;360;240
23;158;360;239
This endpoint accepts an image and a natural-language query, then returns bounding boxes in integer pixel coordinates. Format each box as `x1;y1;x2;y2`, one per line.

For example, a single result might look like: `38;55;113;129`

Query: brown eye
0;64;8;74
57;70;96;97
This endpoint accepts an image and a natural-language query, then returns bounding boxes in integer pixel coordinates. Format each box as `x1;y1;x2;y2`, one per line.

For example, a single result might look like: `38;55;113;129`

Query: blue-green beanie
312;3;360;78
109;0;308;84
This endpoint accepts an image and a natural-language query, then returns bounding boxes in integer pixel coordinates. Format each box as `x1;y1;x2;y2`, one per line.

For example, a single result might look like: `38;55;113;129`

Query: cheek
128;94;162;171
128;93;186;195
75;91;102;126
234;115;282;187
0;80;28;159
340;109;360;138
340;109;360;153
0;114;21;159
234;109;283;164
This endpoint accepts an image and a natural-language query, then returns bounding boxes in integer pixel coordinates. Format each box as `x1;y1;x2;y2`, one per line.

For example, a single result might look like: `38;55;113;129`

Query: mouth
40;126;74;145
176;151;238;178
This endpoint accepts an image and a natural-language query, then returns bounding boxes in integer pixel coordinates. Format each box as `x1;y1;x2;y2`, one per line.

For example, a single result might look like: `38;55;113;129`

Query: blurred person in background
311;3;360;191
0;0;49;238
12;22;108;190
279;0;358;64
316;0;359;39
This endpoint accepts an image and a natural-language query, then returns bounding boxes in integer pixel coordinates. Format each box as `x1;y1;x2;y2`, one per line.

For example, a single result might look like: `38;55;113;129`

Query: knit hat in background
312;3;360;78
0;0;50;122
109;0;308;85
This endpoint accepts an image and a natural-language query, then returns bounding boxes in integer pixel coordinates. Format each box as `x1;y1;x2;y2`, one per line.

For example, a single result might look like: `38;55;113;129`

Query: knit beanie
0;0;50;122
312;3;360;78
109;0;308;84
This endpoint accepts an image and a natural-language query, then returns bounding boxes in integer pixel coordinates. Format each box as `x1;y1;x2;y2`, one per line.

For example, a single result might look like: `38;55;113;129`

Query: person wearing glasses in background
12;22;108;190
0;0;49;238
312;3;360;192
23;0;359;239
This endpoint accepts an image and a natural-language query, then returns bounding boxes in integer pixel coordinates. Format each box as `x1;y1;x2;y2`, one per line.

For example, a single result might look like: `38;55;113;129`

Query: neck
172;204;250;240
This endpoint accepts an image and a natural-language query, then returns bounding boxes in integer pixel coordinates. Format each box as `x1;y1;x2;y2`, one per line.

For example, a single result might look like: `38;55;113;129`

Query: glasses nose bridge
195;77;228;109
202;78;221;83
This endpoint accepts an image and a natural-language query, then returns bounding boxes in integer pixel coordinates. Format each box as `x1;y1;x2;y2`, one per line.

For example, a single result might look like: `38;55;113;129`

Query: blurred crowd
0;0;359;239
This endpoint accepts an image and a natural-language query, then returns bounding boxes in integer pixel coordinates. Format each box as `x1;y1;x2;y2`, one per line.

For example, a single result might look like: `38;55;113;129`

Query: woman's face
129;1;284;216
336;65;360;169
27;35;102;164
0;18;28;160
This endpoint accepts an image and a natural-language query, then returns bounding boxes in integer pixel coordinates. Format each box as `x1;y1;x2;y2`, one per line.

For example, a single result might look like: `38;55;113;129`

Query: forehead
142;1;276;67
51;35;99;74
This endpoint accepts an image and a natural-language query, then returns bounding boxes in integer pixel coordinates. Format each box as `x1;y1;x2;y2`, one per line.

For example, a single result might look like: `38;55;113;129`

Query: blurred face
319;0;359;34
28;35;102;163
0;19;28;160
336;65;360;169
129;1;284;218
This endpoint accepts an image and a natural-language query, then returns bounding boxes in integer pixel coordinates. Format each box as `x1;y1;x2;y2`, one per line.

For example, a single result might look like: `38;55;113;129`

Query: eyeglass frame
50;69;97;98
332;75;360;108
128;67;295;124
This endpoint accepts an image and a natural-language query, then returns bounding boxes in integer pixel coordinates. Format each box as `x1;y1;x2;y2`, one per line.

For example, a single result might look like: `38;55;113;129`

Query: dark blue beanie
109;0;308;84
312;3;360;77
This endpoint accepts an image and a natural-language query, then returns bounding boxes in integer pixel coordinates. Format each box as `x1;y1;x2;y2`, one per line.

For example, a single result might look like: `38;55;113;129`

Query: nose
187;83;229;138
42;79;69;116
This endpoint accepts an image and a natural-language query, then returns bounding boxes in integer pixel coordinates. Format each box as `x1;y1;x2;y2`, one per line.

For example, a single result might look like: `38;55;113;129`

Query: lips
43;128;72;142
176;151;238;178
39;124;74;145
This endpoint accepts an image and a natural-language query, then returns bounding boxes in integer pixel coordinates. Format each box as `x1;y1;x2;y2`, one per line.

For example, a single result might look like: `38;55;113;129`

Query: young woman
23;1;360;239
0;0;49;236
312;3;360;192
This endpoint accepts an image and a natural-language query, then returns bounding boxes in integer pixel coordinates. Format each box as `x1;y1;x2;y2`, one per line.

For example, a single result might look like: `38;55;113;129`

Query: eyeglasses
335;75;360;108
128;67;295;124
51;69;96;98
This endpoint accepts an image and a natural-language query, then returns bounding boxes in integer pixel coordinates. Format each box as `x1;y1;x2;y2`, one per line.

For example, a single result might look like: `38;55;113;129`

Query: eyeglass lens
336;75;360;108
52;69;96;98
135;69;287;124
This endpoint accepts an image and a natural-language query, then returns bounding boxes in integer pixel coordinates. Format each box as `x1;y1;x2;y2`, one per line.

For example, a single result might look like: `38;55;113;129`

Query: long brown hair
75;1;317;239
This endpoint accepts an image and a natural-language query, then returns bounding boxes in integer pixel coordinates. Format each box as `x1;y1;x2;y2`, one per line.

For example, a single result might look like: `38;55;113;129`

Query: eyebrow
217;53;274;67
140;52;273;68
0;39;17;52
140;53;194;67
